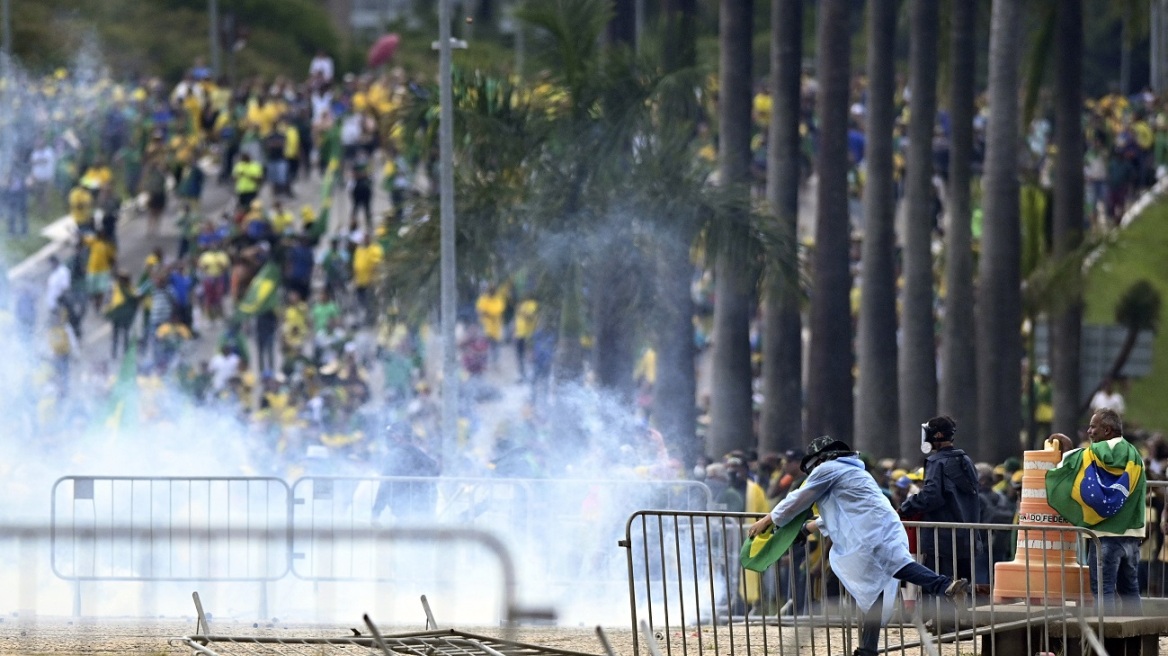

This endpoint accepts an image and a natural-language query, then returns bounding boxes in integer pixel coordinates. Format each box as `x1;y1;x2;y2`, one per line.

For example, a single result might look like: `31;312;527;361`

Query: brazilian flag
104;344;138;431
740;508;812;572
237;262;281;316
103;281;139;324
1046;438;1145;534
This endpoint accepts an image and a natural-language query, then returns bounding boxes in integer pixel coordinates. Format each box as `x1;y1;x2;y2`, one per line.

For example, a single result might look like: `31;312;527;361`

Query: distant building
324;0;417;39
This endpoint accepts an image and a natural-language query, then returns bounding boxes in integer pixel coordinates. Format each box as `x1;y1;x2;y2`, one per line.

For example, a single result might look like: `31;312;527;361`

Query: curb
6;214;76;283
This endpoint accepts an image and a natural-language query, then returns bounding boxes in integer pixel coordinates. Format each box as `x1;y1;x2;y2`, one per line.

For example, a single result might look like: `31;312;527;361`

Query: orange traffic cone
992;438;1092;603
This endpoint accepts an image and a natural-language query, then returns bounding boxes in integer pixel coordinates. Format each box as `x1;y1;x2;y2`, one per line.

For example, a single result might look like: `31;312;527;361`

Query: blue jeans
858;563;952;656
1087;536;1142;615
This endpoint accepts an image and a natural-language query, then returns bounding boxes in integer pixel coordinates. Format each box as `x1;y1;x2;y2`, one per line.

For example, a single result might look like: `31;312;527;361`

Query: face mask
693;465;706;479
920;423;933;455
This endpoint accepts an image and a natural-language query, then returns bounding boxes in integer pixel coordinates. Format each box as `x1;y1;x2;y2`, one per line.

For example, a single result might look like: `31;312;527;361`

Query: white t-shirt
208;352;241;391
30;147;56;183
310;55;334;83
45;264;71;309
1090;390;1126;415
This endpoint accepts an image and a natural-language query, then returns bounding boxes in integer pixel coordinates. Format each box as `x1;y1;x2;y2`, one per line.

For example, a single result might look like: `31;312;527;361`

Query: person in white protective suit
748;436;969;656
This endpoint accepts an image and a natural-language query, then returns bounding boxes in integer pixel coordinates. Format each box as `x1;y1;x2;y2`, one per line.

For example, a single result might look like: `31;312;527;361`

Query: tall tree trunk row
898;0;940;459
940;0;979;454
707;0;755;459
855;0;899;456
1051;0;1084;439
806;0;854;444
977;0;1025;464
762;0;805;455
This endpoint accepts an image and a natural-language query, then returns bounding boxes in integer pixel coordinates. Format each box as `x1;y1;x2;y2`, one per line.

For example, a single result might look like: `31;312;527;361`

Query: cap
894;476;911;490
800;435;853;474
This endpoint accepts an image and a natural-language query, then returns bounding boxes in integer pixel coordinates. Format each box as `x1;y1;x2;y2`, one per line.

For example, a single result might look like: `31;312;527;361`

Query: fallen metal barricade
620;510;1137;656
176;584;573;656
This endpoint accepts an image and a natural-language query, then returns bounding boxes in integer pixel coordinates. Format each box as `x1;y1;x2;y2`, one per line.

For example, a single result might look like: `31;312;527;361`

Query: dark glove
792;522;811;547
898;501;911;515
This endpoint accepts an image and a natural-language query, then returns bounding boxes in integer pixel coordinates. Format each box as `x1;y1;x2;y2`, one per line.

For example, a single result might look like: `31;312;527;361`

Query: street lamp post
437;0;459;471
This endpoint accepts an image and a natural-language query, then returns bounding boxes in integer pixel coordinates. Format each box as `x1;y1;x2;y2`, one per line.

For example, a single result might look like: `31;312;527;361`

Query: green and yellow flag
104;344;138;431
237;262;281;316
1046;438;1145;534
740;508;812;572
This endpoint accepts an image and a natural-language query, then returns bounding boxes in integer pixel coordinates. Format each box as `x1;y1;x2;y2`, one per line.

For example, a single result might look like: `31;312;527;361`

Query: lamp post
437;0;459;471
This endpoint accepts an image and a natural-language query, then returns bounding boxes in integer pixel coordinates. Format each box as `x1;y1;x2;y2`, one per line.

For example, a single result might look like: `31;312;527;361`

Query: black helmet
800;435;854;474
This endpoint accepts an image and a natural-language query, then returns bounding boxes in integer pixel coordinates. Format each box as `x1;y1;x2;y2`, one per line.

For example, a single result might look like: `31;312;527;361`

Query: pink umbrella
367;33;401;69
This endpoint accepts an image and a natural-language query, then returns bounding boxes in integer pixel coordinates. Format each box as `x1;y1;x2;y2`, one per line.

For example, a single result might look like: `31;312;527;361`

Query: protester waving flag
237;262;282;316
1046;437;1145;534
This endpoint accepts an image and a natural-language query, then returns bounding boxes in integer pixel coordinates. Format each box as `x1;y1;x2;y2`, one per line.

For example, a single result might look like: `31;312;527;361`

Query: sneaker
944;578;969;598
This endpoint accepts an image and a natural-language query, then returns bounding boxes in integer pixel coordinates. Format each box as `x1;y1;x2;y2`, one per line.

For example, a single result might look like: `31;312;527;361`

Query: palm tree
608;0;637;46
706;0;756;459
898;0;940;460
940;0;979;453
1050;0;1084;439
806;0;853;443
854;0;898;457
652;0;700;465
978;0;1025;463
761;0;805;454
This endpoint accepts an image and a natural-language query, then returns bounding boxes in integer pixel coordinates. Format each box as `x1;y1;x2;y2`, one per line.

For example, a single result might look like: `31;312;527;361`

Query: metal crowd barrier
1144;480;1168;598
617;510;1167;656
290;476;710;586
51;476;292;581
2;522;543;624
50;475;292;617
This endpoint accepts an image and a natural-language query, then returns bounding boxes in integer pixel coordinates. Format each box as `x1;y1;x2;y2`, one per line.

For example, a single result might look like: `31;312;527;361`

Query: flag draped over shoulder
1045;438;1145;534
740;508;812;572
237;262;281;316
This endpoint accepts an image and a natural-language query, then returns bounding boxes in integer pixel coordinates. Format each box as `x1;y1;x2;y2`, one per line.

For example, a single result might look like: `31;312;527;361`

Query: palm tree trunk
762;0;804;455
654;0;699;465
855;0;898;457
608;0;637;46
1052;0;1084;438
898;0;940;459
806;0;853;443
592;237;637;402
977;0;1025;464
707;0;756;459
940;0;979;454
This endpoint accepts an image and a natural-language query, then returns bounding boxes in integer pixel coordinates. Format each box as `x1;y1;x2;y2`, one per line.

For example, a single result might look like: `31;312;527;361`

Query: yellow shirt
270;209;294;235
352;243;384;287
514;300;538;339
85;236;116;274
284;125;300;159
68;186;94;224
476;292;506;341
197;250;230;277
233;160;263;193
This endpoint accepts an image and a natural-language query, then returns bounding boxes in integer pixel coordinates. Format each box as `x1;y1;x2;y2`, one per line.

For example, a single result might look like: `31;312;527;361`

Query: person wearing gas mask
748;436;967;656
899;416;981;590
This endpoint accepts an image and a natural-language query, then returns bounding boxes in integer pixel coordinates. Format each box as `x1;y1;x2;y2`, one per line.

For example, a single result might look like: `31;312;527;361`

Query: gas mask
920;423;933;455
